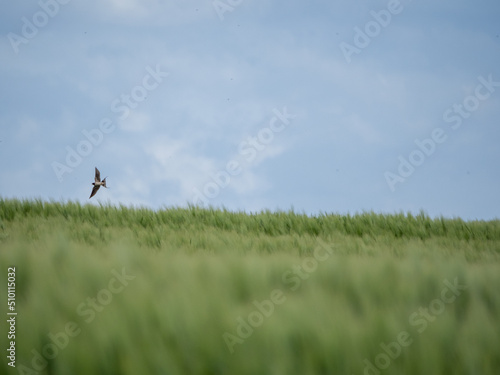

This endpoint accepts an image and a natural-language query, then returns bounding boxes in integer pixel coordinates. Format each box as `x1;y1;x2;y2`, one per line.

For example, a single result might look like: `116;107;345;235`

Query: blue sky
1;0;499;220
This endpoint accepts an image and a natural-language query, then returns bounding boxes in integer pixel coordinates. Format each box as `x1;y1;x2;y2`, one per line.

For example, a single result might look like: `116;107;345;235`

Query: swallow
89;167;107;199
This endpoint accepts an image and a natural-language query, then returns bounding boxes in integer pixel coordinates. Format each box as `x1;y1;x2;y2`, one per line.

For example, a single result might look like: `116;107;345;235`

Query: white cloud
230;170;270;196
75;0;214;26
16;117;39;141
145;136;217;201
119;111;150;132
342;113;384;144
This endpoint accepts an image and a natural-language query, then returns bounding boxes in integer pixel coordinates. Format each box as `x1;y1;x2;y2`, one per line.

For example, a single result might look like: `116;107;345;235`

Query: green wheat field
1;198;499;374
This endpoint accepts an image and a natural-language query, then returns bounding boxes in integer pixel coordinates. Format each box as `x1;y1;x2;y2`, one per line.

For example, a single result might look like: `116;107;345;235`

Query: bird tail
102;177;107;188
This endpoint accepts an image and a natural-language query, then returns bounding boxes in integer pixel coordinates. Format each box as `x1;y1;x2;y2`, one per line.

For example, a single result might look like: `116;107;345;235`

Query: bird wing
89;185;100;199
94;167;101;183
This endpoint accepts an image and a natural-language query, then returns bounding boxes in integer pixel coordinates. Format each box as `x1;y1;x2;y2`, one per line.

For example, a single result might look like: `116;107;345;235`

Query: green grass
1;198;499;374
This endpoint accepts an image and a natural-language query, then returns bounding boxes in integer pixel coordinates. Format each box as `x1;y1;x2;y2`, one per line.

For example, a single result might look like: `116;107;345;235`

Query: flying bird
89;167;107;199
